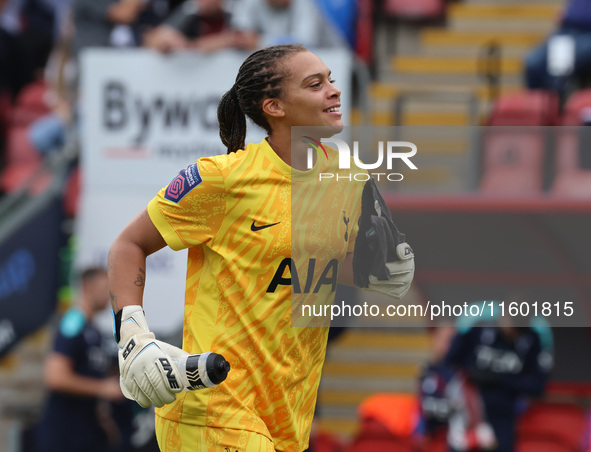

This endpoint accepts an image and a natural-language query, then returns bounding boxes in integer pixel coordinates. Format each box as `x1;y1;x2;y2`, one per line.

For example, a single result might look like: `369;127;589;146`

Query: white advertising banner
76;48;353;335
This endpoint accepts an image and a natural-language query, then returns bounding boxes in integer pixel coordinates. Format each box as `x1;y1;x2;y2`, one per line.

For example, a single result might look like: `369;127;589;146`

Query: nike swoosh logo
251;221;280;232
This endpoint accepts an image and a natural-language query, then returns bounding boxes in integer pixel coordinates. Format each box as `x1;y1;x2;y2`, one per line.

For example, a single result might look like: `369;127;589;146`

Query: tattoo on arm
134;268;146;287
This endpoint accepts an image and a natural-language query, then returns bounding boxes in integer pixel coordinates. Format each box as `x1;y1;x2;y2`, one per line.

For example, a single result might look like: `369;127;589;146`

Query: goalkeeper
108;44;414;452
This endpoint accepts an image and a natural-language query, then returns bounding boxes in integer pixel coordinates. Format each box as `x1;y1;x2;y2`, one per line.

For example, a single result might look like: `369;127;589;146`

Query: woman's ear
262;98;285;119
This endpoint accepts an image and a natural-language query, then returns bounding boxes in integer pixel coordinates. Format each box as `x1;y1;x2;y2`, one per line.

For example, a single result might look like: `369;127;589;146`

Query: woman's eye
329;79;336;84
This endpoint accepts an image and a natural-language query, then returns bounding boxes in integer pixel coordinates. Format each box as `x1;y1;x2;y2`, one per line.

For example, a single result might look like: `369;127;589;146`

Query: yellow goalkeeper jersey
148;138;363;451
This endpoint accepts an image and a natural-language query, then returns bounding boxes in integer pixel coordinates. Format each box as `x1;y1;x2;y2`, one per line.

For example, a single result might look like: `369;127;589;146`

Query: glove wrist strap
112;309;123;343
113;305;149;344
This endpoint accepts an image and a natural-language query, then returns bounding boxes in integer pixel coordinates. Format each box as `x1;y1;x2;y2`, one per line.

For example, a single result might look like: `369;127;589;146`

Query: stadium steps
375;0;562;125
367;0;562;191
420;30;545;48
0;326;51;448
391;55;523;76
367;81;522;115
419;30;545;58
316;328;430;440
447;3;560;32
447;3;561;20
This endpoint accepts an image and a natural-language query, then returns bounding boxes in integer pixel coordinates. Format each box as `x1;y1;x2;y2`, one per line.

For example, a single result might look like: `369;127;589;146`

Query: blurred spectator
29;0;171;157
26;9;74;157
444;315;553;452
0;0;55;100
417;323;496;452
445;373;497;452
524;0;591;99
143;0;234;53
230;0;346;50
28;94;70;154
417;325;456;446
143;0;347;54
36;267;126;452
71;0;168;59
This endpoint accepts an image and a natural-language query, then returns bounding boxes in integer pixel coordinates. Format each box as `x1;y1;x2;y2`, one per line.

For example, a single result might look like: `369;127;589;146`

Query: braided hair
217;44;308;154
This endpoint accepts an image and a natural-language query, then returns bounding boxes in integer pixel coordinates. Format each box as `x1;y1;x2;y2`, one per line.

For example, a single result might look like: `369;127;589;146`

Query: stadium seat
479;128;548;193
550;169;591;197
559;89;591;126
421;430;447;452
516;438;579;452
355;0;374;63
550;89;591;196
516;402;586;451
311;431;345;452
346;418;420;452
487;90;560;127
346;394;421;452
479;90;559;193
62;165;81;218
384;0;445;20
0;125;48;193
10;79;50;128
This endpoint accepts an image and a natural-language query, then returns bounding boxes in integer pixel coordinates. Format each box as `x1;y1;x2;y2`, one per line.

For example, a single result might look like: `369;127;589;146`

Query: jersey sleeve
148;158;226;251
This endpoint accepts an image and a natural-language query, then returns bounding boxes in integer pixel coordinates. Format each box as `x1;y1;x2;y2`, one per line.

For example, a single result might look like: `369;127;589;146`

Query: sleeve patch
164;163;203;203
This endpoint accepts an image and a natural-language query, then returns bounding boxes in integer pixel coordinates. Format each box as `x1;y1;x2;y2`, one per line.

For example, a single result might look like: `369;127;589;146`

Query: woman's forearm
108;208;166;312
108;237;148;312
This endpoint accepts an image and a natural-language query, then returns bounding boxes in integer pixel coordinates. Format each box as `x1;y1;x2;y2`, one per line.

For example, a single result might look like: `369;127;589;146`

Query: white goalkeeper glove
115;305;188;408
366;242;415;299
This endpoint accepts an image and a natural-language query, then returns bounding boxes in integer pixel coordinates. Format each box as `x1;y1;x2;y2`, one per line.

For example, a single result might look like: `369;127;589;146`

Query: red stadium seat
3;127;39;164
487;90;560;127
516;402;586;451
356;0;374;63
0;125;49;193
347;394;421;452
311;431;345;452
550;89;591;195
10;79;51;128
550;170;591;197
346;419;419;452
479;91;559;194
517;438;579;452
421;430;447;452
384;0;445;20
559;89;591;126
479;128;548;193
62;165;81;218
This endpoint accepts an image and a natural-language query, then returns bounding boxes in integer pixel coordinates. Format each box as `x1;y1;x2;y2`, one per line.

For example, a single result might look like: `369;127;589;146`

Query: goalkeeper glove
367;242;415;299
114;305;186;408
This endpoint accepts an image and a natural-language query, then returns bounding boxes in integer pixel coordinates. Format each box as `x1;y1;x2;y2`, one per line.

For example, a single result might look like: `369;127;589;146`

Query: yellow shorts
155;415;277;452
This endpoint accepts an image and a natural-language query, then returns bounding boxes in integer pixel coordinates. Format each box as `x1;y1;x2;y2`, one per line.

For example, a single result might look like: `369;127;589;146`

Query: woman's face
274;51;343;130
